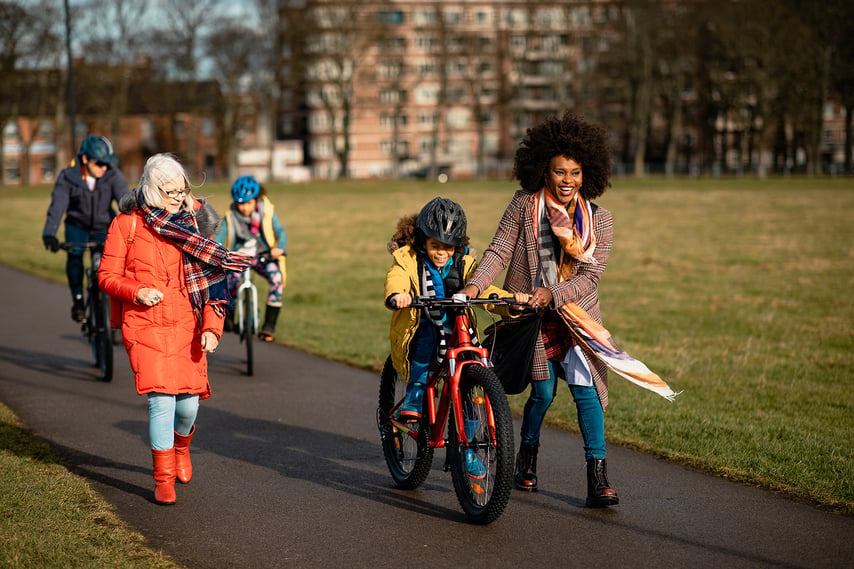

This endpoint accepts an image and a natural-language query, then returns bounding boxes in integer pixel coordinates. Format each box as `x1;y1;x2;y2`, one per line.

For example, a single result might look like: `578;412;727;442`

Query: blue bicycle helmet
231;175;261;203
79;134;118;164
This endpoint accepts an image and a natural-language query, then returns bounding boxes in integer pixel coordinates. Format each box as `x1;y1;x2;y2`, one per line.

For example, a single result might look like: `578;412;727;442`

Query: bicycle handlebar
402;295;531;310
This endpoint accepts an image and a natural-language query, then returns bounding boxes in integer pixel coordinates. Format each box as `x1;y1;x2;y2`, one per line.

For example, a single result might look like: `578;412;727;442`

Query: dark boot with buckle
514;442;539;491
259;305;280;342
586;457;619;507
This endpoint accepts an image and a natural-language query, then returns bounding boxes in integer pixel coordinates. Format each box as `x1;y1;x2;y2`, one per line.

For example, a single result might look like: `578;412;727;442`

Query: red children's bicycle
377;295;523;524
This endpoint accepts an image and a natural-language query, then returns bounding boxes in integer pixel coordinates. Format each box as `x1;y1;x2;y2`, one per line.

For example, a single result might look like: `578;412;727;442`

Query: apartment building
278;0;621;180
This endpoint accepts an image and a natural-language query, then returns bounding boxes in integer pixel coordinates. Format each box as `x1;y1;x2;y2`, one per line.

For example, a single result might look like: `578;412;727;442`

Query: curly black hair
512;111;612;200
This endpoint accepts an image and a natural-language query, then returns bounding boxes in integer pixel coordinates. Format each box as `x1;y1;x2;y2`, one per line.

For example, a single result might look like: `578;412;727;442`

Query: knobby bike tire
243;288;254;376
377;355;433;489
96;289;114;382
448;364;514;525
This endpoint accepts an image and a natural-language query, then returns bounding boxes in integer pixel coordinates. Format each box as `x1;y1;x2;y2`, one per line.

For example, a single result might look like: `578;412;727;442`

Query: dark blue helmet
231;175;261;203
416;197;467;247
79;134;117;164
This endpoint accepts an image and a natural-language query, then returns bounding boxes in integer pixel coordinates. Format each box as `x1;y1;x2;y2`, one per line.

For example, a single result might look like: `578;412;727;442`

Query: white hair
138;153;194;212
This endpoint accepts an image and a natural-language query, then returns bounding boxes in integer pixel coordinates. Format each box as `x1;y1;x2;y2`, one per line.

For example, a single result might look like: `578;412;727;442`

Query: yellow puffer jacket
384;244;509;382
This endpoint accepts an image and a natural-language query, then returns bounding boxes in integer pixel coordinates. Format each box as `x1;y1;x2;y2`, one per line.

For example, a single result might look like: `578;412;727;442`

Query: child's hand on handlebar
391;293;413;308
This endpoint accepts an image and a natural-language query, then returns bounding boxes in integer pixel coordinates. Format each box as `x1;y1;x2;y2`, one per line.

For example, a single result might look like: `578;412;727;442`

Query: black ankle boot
586;458;619;507
259;305;280;341
514;442;539;491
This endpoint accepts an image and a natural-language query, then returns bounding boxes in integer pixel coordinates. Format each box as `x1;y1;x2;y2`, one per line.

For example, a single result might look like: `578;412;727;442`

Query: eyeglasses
94;160;110;168
160;186;190;199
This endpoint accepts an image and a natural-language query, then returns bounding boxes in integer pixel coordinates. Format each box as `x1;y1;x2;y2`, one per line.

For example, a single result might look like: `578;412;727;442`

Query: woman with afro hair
459;111;618;507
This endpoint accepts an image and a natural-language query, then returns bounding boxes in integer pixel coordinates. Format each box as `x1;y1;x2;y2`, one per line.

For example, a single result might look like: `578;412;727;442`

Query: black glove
43;235;60;252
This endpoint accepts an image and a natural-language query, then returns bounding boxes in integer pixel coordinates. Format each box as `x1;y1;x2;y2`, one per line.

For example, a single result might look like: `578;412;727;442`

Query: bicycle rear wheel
92;288;114;382
242;288;254;376
448;364;514;525
377;355;433;489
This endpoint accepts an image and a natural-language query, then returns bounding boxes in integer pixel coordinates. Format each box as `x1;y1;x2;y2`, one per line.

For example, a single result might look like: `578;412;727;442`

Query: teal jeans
519;360;606;459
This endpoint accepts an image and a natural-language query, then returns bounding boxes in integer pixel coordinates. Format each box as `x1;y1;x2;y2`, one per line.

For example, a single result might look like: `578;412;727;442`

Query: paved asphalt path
1;263;852;569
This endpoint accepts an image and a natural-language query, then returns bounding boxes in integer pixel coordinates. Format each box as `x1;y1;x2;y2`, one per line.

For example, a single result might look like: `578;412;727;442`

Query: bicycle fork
235;279;259;336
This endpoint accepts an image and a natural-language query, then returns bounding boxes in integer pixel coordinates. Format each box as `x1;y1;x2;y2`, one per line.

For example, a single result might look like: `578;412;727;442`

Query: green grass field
2;176;852;566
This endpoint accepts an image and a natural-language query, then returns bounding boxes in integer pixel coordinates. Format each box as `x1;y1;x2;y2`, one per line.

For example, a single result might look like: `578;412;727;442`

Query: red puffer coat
98;203;223;399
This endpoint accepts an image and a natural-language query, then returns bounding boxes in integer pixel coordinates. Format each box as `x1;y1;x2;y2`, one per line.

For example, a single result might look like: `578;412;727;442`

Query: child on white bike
214;176;287;342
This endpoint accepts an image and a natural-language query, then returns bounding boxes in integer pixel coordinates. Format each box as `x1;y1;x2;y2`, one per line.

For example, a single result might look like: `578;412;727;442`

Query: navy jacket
43;162;130;237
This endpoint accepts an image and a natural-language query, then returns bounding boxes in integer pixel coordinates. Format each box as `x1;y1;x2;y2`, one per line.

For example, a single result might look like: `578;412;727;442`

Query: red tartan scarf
141;202;252;317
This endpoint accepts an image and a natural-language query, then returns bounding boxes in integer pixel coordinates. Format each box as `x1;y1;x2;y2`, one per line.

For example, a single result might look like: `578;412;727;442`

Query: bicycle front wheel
93;289;114;382
448;364;514;525
242;288;254;376
377;356;433;489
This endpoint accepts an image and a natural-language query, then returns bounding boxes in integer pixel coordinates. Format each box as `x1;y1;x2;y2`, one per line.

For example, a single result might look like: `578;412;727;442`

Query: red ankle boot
152;448;177;505
174;426;195;484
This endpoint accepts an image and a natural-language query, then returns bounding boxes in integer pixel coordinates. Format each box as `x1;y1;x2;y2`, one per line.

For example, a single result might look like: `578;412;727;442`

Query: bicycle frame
388;301;498;453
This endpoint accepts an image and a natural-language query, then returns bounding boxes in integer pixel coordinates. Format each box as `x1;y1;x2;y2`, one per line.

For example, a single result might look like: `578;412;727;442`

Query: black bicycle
60;241;113;382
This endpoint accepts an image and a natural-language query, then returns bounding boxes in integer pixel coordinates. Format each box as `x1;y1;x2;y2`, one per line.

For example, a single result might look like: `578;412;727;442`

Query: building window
201;118;215;138
380;89;404;104
41;156;56;180
414;85;439;105
5;159;20;181
412;9;437;26
141;119;154;145
3;122;19;138
378;62;404;79
415;35;438;52
38;121;54;140
377;10;404;25
443;9;463;25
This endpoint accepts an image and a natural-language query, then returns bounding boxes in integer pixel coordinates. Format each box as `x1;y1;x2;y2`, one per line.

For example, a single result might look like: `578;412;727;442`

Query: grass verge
0;401;183;568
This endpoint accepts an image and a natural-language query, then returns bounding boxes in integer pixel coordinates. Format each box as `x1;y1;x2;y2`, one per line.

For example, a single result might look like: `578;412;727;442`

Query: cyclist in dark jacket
42;134;130;321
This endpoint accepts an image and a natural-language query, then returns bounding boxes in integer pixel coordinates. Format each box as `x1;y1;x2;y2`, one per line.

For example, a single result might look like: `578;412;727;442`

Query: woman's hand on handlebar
269;247;284;260
390;293;413;308
527;287;553;309
458;284;479;299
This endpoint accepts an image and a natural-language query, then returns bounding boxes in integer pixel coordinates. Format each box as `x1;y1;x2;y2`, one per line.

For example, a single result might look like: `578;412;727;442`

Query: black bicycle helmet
415;197;467;247
79;134;118;164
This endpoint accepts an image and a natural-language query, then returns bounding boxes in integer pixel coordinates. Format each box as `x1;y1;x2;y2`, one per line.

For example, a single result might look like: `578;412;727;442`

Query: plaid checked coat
466;190;613;407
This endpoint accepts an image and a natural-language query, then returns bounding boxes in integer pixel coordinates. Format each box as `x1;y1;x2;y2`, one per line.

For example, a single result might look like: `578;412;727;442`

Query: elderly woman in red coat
459;112;618;507
99;154;251;504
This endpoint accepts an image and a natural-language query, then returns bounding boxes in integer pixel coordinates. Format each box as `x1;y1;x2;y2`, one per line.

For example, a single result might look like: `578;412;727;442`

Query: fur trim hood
387;213;418;253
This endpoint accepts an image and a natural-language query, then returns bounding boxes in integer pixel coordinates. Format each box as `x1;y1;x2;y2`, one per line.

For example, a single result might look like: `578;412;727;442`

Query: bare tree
0;0;61;185
303;0;391;179
77;0;151;147
206;19;262;179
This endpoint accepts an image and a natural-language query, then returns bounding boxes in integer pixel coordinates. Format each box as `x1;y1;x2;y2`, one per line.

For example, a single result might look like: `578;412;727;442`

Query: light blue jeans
519;360;606;459
148;393;199;450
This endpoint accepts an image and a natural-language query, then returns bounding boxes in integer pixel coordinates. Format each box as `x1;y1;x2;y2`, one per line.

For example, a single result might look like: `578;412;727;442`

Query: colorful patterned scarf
141;202;253;317
534;189;679;401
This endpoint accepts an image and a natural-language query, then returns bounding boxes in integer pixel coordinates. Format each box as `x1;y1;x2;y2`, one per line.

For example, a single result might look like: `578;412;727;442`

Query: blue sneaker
464;448;486;479
398;382;425;420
